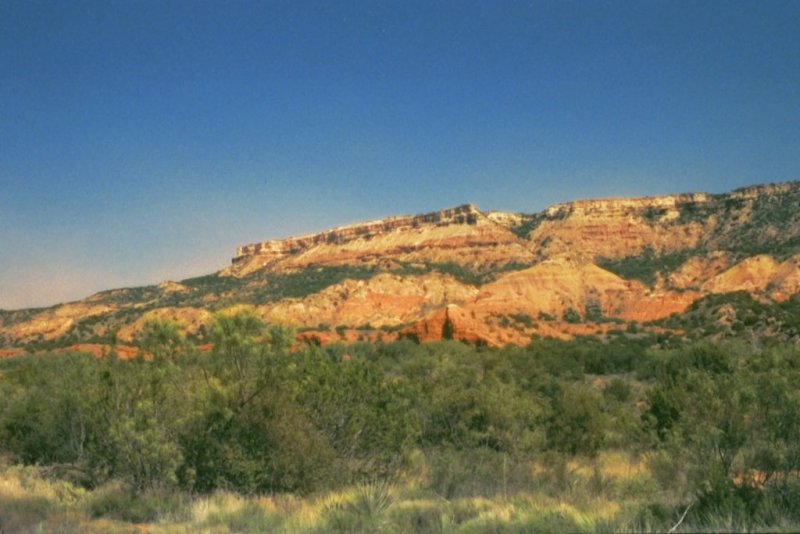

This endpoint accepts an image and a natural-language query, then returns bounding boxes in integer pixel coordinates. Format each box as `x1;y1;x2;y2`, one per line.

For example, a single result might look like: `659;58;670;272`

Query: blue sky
2;1;799;309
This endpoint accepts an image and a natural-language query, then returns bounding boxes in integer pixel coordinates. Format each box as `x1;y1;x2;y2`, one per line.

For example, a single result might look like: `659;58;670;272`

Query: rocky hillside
2;181;800;350
226;204;536;277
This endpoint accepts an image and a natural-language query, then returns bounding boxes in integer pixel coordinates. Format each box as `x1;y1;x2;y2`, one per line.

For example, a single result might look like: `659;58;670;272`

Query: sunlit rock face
3;181;800;347
226;204;537;277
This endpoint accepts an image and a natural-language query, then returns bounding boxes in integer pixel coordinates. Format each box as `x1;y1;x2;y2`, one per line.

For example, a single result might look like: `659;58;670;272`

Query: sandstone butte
2;181;800;349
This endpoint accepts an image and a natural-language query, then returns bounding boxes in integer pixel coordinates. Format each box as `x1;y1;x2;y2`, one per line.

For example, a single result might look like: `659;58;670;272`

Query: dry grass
0;451;692;533
562;451;648;481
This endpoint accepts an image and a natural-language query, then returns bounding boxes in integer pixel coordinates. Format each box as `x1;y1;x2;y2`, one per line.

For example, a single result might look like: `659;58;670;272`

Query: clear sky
2;1;799;310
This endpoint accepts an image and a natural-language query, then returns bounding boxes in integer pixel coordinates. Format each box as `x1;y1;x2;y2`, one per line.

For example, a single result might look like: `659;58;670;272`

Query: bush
200;499;284;532
425;448;538;499
325;482;393;533
387;502;447;533
563;308;581;323
544;384;605;456
603;378;632;403
88;485;189;523
629;502;675;532
523;511;589;533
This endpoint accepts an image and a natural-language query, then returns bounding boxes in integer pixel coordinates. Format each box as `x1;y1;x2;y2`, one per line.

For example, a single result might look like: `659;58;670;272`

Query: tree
0;353;104;485
181;310;320;493
138;318;183;362
100;322;189;491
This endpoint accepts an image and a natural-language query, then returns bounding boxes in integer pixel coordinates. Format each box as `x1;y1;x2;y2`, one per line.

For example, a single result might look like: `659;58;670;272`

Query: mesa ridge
234;204;481;262
2;180;800;350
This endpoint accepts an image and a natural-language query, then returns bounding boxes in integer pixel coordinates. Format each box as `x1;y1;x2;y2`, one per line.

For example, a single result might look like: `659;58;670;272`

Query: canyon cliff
2;181;800;349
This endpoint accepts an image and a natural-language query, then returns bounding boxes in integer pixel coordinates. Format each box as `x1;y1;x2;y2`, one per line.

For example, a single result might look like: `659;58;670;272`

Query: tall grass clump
324;480;394;532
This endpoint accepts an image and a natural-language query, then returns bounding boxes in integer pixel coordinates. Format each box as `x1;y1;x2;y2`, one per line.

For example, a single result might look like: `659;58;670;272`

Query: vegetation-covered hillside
3;183;800;531
2;310;800;532
3;181;800;349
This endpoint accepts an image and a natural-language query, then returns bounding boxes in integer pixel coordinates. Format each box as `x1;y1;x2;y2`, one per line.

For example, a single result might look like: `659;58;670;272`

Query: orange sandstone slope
2;181;800;348
224;204;537;277
211;181;800;345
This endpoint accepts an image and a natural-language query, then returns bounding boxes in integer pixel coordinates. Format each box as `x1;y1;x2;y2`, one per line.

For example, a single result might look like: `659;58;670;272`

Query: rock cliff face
2;181;800;348
526;194;711;260
524;182;800;261
226;204;537;277
261;273;479;329
230;181;800;275
234;204;481;261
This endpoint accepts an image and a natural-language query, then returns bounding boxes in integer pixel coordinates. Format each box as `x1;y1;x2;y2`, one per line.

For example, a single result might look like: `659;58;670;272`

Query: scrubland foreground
2;311;800;532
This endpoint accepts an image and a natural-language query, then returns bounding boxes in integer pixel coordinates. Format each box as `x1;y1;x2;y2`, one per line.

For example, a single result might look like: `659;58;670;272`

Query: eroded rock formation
2;181;800;348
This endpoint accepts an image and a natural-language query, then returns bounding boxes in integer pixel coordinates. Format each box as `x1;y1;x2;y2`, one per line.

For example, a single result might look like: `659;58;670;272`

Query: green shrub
388;502;448;534
325;482;393;533
522;511;590;533
563;307;581;323
87;486;189;523
603;378;632;403
597;248;694;286
537;310;555;321
425;448;539;499
0;495;55;531
628;502;675;532
202;500;284;532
